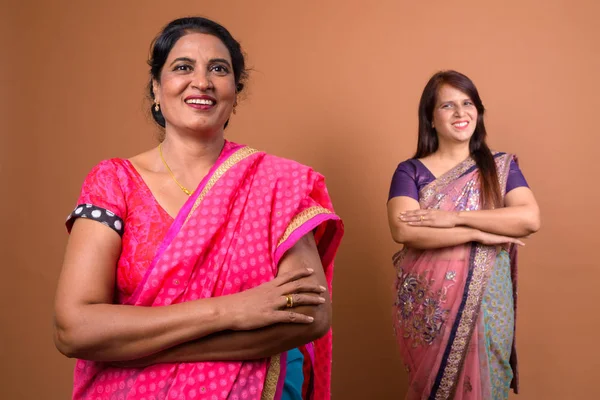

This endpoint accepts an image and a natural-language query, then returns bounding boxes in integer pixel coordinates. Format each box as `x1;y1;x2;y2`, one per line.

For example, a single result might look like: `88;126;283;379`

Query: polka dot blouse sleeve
65;159;127;236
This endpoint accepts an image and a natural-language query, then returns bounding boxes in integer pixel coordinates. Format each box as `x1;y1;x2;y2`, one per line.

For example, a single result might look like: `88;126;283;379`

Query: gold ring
285;294;294;308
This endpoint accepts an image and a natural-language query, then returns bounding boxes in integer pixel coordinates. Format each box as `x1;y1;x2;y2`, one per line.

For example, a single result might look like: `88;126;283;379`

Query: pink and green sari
71;141;343;400
393;153;519;400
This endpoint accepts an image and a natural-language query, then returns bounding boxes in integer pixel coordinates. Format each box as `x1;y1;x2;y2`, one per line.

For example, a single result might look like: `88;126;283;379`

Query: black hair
415;70;501;209
147;17;248;129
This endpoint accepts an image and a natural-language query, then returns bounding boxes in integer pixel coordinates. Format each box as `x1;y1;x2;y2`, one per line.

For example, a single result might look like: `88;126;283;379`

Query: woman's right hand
226;268;327;331
476;231;526;246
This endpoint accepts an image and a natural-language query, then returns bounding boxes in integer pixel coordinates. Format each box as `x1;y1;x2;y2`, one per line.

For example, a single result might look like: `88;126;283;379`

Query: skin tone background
1;0;599;398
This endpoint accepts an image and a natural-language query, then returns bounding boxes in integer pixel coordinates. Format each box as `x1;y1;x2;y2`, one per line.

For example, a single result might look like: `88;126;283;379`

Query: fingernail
319;285;327;291
318;297;326;303
307;268;314;273
307;316;314;322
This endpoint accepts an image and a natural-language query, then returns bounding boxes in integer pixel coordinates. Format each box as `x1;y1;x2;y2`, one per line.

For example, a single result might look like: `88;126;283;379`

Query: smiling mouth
453;121;469;128
185;98;215;106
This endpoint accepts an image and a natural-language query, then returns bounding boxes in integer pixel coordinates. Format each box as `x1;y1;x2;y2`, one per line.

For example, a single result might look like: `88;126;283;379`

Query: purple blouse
389;155;529;201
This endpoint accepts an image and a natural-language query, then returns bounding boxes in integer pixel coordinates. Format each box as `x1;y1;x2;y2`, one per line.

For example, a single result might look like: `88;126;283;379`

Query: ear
152;79;160;103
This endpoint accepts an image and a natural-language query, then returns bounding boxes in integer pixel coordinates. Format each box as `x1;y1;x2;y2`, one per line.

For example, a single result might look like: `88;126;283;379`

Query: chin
453;131;475;142
184;121;226;134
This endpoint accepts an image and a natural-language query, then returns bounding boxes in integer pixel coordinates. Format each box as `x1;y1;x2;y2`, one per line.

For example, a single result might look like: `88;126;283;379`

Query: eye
464;100;474;106
441;103;453;109
210;64;230;75
173;64;192;72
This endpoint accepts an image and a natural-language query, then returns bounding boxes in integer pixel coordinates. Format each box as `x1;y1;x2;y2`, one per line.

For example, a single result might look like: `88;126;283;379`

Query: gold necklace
158;143;192;196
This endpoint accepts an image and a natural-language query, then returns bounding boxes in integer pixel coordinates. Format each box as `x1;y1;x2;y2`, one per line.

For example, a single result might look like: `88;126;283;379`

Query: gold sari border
420;152;513;206
420;157;477;203
434;245;497;399
277;206;333;247
184;147;259;225
432;154;514;398
497;153;513;196
261;354;281;400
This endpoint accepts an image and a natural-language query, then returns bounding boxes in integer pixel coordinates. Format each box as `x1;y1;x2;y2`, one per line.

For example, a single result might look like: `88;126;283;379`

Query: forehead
167;32;232;62
437;84;471;102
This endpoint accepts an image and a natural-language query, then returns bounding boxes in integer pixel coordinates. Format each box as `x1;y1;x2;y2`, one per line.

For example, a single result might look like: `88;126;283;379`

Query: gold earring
154;102;160;112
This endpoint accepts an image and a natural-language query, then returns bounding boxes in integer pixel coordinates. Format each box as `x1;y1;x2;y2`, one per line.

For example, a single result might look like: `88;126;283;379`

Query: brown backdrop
2;0;599;398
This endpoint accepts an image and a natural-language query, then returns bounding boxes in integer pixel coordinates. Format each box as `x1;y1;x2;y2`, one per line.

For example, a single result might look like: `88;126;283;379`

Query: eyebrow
169;57;232;68
170;57;195;66
438;98;472;104
208;58;232;68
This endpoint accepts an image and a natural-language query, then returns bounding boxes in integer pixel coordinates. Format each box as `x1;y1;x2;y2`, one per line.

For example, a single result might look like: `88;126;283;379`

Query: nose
454;105;466;117
192;71;213;91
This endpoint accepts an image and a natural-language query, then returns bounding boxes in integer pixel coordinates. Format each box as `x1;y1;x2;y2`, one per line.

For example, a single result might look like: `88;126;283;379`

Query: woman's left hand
399;209;459;228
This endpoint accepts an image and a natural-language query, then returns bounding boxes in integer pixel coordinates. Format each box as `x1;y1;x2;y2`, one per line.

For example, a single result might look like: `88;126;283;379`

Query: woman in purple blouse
387;71;540;400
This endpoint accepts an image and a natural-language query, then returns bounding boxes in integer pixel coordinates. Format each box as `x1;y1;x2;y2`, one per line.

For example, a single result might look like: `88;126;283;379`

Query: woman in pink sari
54;17;343;400
387;71;540;400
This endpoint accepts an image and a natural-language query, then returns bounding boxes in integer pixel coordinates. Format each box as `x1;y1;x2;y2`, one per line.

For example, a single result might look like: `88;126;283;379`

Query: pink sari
393;154;518;400
73;142;343;400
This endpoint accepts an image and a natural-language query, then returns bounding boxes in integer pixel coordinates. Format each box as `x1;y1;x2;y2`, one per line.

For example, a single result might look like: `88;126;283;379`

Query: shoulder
84;158;130;182
262;153;310;168
397;158;419;169
257;154;328;194
393;158;420;177
79;158;135;199
492;150;516;159
492;151;520;166
69;158;131;229
260;153;318;176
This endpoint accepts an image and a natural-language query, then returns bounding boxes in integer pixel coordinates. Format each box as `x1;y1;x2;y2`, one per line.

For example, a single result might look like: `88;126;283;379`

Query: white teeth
186;99;214;105
454;121;468;128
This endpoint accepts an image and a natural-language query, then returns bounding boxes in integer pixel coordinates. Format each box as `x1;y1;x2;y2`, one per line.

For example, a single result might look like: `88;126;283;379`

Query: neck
159;130;225;171
433;140;470;163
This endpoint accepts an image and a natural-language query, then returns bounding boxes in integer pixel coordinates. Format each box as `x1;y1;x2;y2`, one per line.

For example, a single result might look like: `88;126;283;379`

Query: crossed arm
54;218;331;364
387;187;540;250
109;234;332;367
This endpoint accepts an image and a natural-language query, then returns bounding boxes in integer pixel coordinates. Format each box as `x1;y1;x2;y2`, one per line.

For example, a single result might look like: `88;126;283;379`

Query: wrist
469;228;482;243
454;211;463;226
191;296;234;333
212;296;236;330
